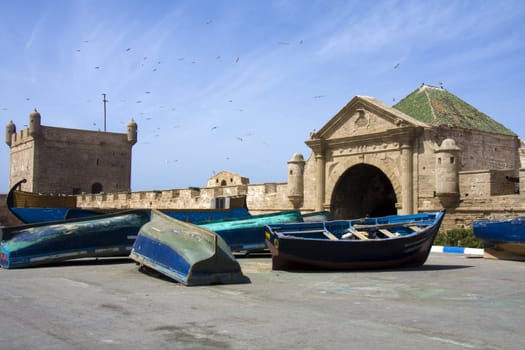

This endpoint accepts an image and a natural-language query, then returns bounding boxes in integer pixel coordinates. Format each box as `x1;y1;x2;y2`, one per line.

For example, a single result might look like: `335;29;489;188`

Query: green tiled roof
393;84;516;136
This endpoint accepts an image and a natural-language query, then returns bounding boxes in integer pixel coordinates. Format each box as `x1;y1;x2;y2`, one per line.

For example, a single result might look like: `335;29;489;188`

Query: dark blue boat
0;210;150;268
265;211;445;270
473;216;525;258
130;210;249;286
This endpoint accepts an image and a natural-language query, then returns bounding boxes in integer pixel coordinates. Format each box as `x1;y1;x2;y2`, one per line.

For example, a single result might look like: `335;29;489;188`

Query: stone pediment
312;96;428;141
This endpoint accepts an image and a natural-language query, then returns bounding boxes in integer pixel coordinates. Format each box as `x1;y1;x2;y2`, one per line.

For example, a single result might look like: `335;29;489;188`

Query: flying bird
394;63;400;69
126;48;131;52
235;57;239;63
236;137;243;142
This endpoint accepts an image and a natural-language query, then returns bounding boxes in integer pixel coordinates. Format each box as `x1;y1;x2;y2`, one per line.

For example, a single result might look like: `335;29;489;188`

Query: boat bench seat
342;229;369;240
323;230;339;240
378;229;396;238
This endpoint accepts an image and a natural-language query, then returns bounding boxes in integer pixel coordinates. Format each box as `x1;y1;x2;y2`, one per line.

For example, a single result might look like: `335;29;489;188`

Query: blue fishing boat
198;210;303;253
7;179;250;224
0;210;150;268
265;211;445;270
130;210;249;286
473;216;525;259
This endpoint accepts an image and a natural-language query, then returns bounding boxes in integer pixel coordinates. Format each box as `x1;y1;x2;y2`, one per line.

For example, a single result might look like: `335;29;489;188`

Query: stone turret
127;119;137;145
435;138;461;208
5;120;15;146
287;153;305;208
29;109;41;137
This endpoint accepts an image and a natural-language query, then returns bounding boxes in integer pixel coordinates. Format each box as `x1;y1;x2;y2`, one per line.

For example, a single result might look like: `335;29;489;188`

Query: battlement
8;128;33;147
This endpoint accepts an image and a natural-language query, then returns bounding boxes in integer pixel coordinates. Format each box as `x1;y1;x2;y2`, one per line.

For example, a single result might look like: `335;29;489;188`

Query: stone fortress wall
4;85;525;232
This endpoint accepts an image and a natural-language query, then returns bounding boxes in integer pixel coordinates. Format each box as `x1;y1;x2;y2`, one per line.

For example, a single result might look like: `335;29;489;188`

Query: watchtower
5;110;137;194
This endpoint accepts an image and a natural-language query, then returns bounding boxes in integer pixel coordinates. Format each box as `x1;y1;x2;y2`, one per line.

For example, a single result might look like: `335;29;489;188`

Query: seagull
235;57;239;63
313;95;325;99
211;126;218;131
236;137;243;142
126;48;131;52
394;63;400;69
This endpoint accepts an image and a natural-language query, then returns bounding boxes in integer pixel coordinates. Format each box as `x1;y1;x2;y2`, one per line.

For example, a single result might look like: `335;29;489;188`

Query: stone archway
330;164;397;219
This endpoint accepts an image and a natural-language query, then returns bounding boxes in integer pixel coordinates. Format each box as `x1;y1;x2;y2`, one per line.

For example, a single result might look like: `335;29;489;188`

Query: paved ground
0;253;523;350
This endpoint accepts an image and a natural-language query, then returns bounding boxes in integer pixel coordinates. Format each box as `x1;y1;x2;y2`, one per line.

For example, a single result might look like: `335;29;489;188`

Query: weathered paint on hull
130;210;249;286
0;210;151;268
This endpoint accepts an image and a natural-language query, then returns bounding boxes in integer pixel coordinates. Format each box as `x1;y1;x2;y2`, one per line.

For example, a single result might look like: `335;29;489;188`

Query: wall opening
330;164;397;219
91;182;103;194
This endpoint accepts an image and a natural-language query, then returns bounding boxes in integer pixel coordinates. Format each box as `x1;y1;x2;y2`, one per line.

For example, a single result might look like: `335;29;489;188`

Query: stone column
400;143;414;215
315;151;326;211
305;135;326;212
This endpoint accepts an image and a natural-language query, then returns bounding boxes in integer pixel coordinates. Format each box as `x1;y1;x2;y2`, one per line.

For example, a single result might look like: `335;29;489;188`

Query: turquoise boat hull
130;210;249;286
199;210;303;252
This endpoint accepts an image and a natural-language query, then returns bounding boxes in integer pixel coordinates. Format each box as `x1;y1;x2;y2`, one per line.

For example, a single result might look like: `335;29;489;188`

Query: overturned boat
130;210;249;286
0;210;151;268
473;216;525;260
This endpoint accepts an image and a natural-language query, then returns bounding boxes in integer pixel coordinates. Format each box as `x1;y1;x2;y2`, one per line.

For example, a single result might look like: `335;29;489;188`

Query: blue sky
1;0;524;193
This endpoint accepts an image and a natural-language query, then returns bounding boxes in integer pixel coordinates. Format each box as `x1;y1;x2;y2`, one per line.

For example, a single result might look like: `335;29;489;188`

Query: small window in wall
72;188;81;195
220;180;227;186
450;157;454;164
91;182;103;194
214;197;228;209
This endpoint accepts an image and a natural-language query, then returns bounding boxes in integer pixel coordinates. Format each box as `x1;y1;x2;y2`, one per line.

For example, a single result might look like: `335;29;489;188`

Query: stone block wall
460;169;517;198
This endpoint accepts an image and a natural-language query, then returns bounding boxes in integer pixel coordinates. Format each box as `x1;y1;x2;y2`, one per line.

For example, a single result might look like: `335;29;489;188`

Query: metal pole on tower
102;93;107;132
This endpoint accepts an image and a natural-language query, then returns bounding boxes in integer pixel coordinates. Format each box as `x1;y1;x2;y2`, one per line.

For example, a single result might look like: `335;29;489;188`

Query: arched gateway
331;164;397;219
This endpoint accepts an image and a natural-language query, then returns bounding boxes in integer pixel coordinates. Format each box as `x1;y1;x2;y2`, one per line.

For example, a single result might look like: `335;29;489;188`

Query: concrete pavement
0;253;523;349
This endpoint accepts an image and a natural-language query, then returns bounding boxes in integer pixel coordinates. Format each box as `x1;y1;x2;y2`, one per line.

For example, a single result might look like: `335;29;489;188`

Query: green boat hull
130;210;249;286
